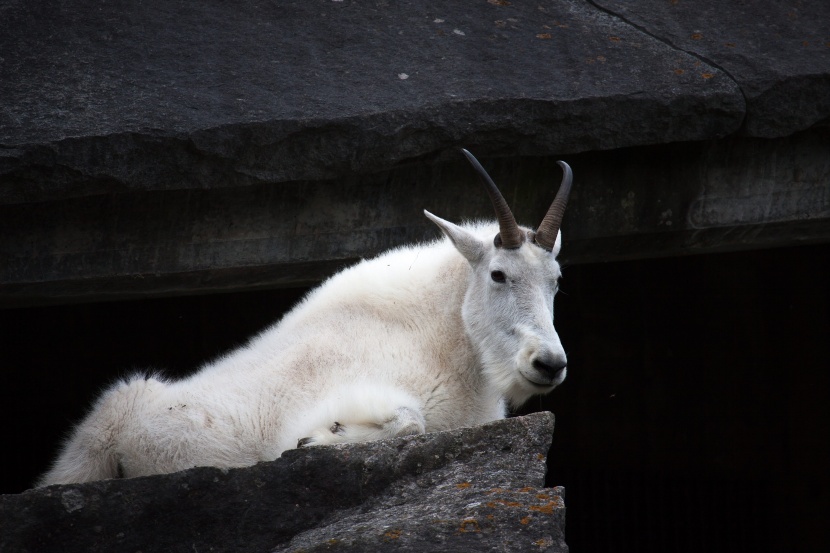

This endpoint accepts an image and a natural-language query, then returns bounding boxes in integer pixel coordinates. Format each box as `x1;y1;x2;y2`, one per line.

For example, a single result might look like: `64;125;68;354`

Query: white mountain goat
37;150;573;487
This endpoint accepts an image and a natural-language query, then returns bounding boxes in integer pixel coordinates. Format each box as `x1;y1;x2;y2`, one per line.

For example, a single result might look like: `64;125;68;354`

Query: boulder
0;412;567;552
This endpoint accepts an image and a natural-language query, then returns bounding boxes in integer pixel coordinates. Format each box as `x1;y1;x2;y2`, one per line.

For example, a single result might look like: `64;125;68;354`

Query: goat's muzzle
531;355;567;384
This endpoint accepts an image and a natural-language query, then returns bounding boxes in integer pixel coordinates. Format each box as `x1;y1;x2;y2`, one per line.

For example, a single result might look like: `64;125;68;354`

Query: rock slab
0;0;742;202
0;412;566;553
594;0;830;137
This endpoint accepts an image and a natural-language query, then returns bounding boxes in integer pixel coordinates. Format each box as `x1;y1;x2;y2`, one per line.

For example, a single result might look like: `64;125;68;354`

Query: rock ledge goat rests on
37;150;573;487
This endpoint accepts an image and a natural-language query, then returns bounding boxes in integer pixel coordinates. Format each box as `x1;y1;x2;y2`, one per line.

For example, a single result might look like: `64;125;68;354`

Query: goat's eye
491;270;506;283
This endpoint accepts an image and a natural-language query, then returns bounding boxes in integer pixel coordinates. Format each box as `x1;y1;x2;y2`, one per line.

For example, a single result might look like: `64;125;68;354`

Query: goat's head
425;149;572;407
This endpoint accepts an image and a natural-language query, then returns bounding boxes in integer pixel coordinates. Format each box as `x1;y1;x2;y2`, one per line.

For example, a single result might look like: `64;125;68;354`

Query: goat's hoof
297;421;345;448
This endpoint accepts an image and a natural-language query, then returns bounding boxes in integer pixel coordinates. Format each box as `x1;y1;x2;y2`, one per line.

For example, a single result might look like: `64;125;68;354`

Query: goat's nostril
532;358;566;379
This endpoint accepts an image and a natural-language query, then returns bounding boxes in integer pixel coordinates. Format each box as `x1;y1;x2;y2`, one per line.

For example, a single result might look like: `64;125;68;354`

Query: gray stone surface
594;0;830;137
563;126;830;261
0;0;742;203
2;128;829;307
0;412;566;553
1;0;828;306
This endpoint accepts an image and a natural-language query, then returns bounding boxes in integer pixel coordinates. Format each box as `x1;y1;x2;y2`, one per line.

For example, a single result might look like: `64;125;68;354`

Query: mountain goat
37;150;573;487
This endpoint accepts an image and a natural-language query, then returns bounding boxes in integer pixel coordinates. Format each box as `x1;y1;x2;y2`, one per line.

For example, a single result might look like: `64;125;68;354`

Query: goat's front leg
295;384;426;448
297;405;425;448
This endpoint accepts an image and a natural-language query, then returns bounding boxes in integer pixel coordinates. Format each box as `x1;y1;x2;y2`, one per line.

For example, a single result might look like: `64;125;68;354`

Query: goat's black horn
461;149;524;249
534;161;573;252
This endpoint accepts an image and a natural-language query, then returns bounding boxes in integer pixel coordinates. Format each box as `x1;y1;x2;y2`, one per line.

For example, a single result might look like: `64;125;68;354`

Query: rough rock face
594;0;830;137
0;412;566;553
0;0;744;201
1;0;827;304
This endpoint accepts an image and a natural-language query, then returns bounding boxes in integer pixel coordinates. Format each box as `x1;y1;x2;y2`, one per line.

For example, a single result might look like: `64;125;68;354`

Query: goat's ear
424;210;485;263
550;230;562;257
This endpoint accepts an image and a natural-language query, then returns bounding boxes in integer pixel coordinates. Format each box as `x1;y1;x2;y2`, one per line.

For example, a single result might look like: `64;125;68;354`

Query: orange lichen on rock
459;519;481;533
529;496;564;514
384;529;402;540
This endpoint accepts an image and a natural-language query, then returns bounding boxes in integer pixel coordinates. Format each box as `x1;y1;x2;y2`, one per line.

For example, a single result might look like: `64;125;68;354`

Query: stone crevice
585;0;748;131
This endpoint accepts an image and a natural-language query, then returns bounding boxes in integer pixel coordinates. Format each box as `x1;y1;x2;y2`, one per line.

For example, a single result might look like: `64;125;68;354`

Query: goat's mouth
521;374;556;388
519;364;567;389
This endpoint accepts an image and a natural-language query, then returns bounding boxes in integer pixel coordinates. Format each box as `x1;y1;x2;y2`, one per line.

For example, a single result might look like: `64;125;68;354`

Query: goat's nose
532;356;567;380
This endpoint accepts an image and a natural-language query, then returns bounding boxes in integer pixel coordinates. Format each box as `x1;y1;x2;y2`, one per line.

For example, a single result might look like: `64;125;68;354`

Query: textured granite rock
0;412;566;552
3;127;829;307
594;0;830;137
1;0;827;306
0;0;742;203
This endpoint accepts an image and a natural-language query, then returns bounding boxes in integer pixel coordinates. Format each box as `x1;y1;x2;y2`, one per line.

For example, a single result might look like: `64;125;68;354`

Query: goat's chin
505;373;561;408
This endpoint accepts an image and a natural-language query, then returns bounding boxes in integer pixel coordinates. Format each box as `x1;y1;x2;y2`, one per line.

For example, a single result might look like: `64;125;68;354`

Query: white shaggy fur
38;213;568;486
